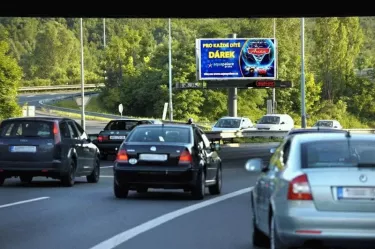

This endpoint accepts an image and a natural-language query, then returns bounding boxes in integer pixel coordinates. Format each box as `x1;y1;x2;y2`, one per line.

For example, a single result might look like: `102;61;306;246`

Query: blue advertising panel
196;38;277;80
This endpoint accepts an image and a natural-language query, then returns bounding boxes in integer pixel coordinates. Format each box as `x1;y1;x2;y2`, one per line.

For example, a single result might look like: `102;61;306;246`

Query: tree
0;40;22;119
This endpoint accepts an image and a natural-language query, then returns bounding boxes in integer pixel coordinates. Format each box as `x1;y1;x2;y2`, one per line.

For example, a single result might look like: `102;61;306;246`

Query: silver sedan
245;132;375;249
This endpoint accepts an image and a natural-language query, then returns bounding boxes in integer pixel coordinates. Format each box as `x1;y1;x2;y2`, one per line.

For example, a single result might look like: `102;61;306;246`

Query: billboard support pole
228;33;237;117
272;18;277;114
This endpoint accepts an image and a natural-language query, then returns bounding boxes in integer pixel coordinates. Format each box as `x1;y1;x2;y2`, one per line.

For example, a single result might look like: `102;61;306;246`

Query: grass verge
40;108;111;122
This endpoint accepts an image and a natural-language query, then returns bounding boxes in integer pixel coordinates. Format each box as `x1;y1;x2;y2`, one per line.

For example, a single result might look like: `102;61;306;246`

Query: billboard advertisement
196;38;277;80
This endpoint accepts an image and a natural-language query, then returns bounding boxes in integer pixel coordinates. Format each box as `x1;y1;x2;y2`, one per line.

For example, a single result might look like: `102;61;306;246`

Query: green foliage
0;40;22;119
1;17;375;128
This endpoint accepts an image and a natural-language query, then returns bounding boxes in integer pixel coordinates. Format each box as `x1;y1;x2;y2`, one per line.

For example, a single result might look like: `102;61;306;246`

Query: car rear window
127;126;191;143
301;140;375;168
0;120;53;138
104;120;151;131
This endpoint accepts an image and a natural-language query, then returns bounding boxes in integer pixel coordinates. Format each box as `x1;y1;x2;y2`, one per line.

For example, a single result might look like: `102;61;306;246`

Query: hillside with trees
0;17;374;127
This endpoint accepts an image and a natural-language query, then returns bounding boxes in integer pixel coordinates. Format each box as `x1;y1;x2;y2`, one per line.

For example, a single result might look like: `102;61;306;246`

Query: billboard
196;38;277;81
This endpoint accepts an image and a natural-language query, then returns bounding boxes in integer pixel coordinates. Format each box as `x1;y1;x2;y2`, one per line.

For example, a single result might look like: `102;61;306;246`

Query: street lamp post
168;18;173;121
80;18;85;130
301;18;307;128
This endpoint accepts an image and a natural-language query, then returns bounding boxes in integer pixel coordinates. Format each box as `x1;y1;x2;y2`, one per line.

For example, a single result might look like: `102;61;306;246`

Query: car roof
135;123;193;129
287;128;347;135
292;133;375;144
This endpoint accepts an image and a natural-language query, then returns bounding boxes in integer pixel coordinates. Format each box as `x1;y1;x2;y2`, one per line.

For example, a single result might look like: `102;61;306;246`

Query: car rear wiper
357;163;375;168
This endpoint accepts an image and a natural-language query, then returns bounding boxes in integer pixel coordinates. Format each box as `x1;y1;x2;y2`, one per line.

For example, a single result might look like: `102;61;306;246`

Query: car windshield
0;120;53;138
301;140;375;168
313;121;333;127
258;116;280;124
214;118;241;128
126;126;191;143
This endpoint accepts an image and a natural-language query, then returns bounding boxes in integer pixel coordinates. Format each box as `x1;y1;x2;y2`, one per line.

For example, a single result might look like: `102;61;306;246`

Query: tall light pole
272;18;277;114
80;18;86;130
168;18;173;121
301;18;307;128
103;18;106;48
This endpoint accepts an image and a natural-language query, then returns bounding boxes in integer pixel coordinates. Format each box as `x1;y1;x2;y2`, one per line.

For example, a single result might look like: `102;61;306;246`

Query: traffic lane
115;192;258;249
0;159;114;205
0;162;260;249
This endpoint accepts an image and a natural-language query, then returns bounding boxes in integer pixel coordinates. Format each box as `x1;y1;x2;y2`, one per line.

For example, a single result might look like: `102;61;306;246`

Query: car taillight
98;135;108;142
179;149;192;164
287;174;313;200
116;149;128;162
53;122;61;144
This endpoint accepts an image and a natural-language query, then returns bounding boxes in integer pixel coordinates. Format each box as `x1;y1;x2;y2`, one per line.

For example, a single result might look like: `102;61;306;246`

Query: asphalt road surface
6;92;280;249
0;143;277;249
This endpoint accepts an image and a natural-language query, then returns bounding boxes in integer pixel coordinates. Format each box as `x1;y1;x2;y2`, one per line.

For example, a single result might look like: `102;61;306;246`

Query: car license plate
9;146;37;153
337;187;375;199
139;154;167;161
110;136;126;140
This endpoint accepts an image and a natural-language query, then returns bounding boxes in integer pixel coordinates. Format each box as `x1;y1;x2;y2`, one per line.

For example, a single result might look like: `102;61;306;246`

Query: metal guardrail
19;83;105;92
37;93;375;141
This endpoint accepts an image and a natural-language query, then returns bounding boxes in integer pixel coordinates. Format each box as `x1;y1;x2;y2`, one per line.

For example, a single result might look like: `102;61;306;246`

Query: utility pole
80;18;85;130
272;18;277;113
301;18;307;128
168;18;173;121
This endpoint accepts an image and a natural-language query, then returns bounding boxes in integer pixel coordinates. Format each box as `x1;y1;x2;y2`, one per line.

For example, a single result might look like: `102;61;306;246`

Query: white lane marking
100;166;113;169
89;187;253;249
100;175;114;178
0;197;50;209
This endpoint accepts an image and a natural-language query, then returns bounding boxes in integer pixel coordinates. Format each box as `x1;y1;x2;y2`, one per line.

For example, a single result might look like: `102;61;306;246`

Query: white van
255;114;294;131
211;116;255;132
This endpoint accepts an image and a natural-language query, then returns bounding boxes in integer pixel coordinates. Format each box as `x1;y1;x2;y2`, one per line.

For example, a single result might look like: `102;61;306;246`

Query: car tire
61;160;76;187
114;180;129;199
191;170;205;200
270;215;288;249
208;165;222;195
0;176;5;186
20;176;33;184
87;158;100;183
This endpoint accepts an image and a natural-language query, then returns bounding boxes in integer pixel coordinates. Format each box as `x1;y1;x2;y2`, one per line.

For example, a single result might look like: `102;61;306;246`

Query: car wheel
0;176;5;186
208;165;222;195
20;176;33;184
270;215;288;249
191;170;205;200
87;158;100;183
61;160;76;187
114;180;129;199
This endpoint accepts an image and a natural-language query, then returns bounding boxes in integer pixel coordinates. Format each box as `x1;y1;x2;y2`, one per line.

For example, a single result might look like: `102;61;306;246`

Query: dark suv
0;117;100;187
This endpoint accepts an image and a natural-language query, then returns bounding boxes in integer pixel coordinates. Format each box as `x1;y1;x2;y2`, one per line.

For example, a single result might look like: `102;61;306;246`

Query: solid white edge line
89;186;254;249
0;197;50;209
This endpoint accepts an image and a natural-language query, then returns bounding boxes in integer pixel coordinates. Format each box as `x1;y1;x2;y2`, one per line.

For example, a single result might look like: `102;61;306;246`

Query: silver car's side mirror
245;158;264;172
270;148;276;154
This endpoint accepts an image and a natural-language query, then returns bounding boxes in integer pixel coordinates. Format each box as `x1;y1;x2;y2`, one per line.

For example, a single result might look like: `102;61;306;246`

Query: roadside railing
19;83;105;92
37;93;375;142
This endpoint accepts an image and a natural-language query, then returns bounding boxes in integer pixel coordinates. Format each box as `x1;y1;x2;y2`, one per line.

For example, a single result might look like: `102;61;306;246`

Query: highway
0;92;279;249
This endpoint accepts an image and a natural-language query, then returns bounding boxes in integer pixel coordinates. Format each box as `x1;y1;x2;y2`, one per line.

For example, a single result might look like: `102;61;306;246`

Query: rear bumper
114;165;199;189
95;143;121;154
0;160;67;177
275;203;375;248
